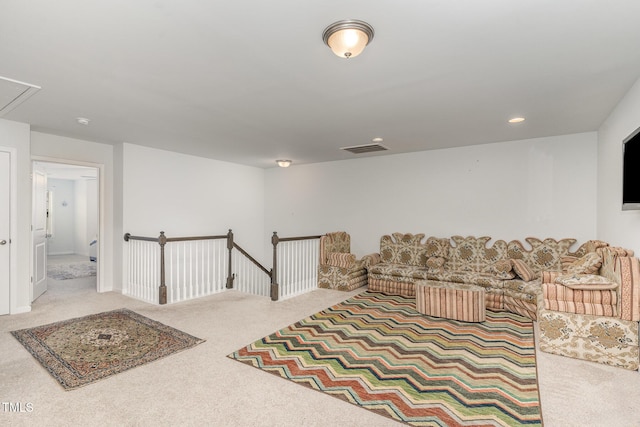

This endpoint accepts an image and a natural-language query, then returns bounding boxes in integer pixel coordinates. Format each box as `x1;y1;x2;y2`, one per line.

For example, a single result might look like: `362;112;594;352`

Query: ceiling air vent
341;143;389;154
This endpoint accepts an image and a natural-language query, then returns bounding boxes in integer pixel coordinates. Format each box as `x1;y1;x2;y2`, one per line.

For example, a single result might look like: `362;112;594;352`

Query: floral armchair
317;231;369;291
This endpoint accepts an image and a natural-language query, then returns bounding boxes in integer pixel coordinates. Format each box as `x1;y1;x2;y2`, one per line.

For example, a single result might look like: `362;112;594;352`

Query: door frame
31;156;105;293
0;146;17;314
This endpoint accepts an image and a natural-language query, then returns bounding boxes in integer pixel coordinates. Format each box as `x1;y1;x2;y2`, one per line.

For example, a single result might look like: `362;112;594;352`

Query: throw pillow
426;256;446;271
555;273;618;290
541;271;561;284
560;256;578;271
327;252;355;269
424;237;450;259
565;252;602;275
488;259;516;279
511;259;537;281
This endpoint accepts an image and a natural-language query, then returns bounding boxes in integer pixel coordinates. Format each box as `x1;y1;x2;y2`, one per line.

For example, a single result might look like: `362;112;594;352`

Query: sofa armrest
361;253;381;268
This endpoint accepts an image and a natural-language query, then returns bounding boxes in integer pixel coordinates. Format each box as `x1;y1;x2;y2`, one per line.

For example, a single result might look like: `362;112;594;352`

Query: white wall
73;179;98;257
598;77;640;254
265;133;598;257
47;178;75;255
31;132;114;292
122;143;266;261
0;119;31;313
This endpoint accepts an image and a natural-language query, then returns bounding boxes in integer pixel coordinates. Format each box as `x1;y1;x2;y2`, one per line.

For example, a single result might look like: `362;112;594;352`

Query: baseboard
11;305;31;314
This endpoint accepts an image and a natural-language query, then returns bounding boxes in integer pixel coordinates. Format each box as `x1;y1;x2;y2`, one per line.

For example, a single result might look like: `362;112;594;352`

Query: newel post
226;229;235;289
158;231;167;304
271;231;279;301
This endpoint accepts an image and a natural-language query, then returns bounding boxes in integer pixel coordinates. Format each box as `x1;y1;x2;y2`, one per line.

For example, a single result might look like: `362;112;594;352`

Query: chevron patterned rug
229;291;542;426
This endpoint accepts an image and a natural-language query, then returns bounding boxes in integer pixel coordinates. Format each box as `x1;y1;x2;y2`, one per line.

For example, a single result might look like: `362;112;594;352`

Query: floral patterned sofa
317;231;370;291
367;233;593;319
538;246;640;370
367;232;640;369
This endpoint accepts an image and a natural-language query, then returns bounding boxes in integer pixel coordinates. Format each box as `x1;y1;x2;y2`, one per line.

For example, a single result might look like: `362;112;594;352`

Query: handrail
277;234;323;243
166;234;227;242
233;242;271;276
123;233;159;243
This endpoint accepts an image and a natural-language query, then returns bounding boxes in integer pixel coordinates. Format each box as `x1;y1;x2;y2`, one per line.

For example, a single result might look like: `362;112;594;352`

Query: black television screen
623;126;640;210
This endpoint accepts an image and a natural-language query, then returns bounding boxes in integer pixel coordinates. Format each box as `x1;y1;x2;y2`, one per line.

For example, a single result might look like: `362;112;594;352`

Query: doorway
32;161;100;301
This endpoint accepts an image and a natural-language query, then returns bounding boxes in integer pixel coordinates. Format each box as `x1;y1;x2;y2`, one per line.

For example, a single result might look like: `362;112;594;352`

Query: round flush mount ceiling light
508;117;525;124
276;159;292;168
76;117;90;126
372;137;384;142
322;19;374;59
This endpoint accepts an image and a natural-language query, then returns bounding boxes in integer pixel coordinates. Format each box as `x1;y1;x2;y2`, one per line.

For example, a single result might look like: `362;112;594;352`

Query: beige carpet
1;276;639;426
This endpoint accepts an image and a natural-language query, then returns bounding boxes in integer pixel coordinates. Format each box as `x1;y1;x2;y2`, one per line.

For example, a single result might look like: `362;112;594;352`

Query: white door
0;151;10;314
32;164;47;301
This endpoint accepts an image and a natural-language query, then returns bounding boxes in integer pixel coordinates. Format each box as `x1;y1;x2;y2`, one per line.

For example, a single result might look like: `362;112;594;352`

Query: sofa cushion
565;252;602;275
427;270;506;289
446;236;508;273
511;259;538;281
326;252;356;268
424;237;450;258
368;263;430;281
379;233;427;266
543;283;618;317
555;273;617;290
560;255;578;271
487;259;516;279
507;237;577;272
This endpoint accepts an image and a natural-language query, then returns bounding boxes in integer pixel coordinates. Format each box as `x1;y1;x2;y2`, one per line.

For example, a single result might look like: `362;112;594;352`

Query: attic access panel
0;76;40;116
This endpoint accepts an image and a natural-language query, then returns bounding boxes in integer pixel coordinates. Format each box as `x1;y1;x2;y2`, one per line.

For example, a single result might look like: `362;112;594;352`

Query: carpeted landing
229;291;542;426
47;261;97;280
11;308;204;390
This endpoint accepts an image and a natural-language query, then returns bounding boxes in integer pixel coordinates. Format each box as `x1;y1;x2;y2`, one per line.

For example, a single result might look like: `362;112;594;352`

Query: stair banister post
271;232;280;301
158;231;167;304
226;229;235;289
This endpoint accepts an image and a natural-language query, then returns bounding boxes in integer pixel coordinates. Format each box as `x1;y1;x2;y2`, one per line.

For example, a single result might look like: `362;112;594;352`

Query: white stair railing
274;237;320;300
124;237;160;304
123;230;323;305
165;238;228;303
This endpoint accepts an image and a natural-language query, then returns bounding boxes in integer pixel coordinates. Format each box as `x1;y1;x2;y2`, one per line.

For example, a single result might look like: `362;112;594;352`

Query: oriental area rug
11;309;204;390
229;292;542;426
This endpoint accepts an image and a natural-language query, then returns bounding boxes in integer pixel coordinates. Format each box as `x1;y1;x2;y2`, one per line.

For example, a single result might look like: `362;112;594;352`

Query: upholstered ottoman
415;280;486;322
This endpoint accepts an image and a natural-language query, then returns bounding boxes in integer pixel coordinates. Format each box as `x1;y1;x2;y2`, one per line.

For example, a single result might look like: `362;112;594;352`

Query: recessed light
508;117;525;124
372;137;384;142
276;159;292;168
76;117;90;126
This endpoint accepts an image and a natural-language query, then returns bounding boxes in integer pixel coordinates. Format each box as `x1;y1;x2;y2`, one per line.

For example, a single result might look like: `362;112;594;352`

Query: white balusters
124;232;320;304
164;239;228;303
276;238;319;300
124;239;160;304
232;250;271;297
125;237;228;304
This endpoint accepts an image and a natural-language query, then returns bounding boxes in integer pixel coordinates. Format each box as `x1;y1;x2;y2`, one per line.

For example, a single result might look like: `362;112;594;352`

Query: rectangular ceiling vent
341;143;389;154
0;76;41;117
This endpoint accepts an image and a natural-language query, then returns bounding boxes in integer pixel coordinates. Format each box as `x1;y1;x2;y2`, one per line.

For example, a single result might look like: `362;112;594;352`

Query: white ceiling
2;1;640;168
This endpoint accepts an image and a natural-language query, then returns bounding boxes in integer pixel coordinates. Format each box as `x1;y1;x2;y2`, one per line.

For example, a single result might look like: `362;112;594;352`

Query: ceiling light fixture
322;19;374;59
276;159;292;168
76;117;90;126
508;117;525;123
